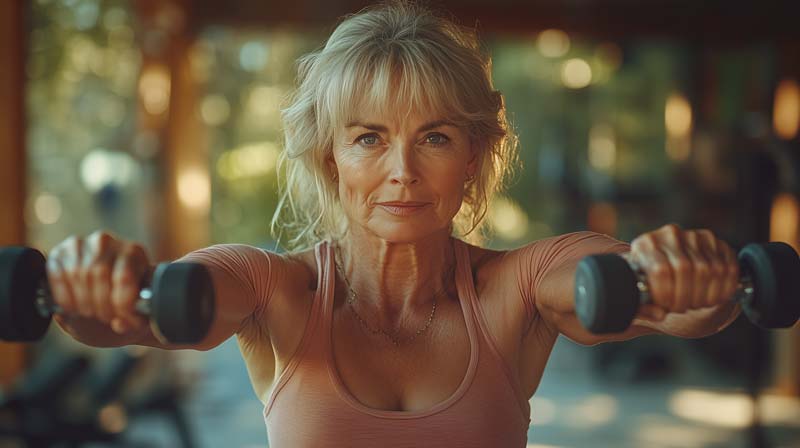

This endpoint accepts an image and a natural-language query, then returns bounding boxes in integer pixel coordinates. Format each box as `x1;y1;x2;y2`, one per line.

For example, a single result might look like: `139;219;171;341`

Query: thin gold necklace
333;244;455;347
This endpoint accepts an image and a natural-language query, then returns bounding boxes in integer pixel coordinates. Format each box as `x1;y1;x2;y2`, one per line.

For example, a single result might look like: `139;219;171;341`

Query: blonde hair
271;1;519;251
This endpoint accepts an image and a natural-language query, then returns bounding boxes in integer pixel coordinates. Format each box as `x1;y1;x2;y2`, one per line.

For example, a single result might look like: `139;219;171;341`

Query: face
329;106;477;243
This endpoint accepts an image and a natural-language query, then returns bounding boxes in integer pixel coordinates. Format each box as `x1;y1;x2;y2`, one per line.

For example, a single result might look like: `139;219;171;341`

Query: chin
367;220;448;244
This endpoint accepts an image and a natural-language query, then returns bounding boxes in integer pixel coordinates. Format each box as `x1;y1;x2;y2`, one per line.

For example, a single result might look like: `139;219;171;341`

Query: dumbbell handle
34;281;153;318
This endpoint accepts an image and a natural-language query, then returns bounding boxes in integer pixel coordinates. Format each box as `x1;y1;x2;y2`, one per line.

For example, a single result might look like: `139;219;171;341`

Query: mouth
376;202;430;216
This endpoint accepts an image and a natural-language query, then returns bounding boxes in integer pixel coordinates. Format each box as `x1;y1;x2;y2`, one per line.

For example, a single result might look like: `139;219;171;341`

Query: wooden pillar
0;0;29;386
134;0;209;261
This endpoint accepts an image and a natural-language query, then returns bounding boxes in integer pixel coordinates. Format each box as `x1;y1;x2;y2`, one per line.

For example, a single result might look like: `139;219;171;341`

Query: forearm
633;301;742;339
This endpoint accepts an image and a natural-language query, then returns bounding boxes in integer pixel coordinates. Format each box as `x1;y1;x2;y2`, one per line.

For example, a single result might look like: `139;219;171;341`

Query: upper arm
136;244;285;351
514;231;655;345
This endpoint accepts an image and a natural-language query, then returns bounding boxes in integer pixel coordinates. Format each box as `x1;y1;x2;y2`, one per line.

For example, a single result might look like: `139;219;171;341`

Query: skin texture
326;106;478;331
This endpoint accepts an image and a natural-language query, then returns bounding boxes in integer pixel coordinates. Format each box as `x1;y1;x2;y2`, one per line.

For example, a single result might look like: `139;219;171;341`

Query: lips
377;201;429;207
376;201;430;216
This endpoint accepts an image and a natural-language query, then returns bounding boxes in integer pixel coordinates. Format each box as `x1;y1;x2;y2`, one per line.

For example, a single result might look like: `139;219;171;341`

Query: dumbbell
0;246;215;344
574;242;800;333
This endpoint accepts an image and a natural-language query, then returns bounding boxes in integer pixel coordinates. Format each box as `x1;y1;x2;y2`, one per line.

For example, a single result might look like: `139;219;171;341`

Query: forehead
345;105;454;131
329;60;464;126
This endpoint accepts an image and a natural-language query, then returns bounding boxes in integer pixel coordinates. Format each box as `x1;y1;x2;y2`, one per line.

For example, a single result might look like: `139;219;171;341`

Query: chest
329;299;472;412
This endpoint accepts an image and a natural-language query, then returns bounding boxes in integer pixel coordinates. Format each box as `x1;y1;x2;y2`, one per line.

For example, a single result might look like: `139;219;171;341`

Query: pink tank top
263;238;531;447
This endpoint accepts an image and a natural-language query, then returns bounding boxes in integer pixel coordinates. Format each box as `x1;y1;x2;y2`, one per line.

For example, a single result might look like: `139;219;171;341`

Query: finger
110;244;149;331
110;317;129;334
719;241;740;302
685;231;715;309
632;236;675;310
46;250;77;315
635;303;668;322
87;232;117;323
63;236;92;317
661;226;692;313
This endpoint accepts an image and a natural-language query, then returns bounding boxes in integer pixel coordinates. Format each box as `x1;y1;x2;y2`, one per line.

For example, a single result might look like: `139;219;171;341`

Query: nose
388;142;419;186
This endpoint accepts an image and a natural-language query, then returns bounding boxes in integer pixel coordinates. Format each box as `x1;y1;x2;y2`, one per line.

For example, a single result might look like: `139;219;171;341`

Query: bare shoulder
464;240;559;398
254;246;319;358
461;241;536;338
466;240;562;341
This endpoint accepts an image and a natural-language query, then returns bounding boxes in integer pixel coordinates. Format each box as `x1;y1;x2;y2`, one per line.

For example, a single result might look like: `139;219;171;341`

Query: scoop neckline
324;238;480;419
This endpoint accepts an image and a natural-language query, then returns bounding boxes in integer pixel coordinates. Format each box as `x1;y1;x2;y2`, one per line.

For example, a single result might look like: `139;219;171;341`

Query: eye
355;133;381;147
425;133;450;146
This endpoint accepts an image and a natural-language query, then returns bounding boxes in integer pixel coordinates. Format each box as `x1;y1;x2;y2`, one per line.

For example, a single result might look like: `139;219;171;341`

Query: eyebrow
344;119;456;133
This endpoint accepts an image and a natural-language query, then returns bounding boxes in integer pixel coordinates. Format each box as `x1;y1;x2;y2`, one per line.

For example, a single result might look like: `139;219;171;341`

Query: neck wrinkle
334;230;457;327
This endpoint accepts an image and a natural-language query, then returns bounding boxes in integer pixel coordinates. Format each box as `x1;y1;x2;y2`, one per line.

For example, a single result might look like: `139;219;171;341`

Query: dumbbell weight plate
150;262;215;344
738;242;800;329
574;253;640;334
0;247;51;342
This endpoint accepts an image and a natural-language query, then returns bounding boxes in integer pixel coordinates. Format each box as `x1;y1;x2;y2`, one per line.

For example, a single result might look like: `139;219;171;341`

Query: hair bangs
322;44;473;134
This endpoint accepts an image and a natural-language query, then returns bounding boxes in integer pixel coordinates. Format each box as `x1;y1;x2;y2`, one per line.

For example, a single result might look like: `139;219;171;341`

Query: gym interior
1;0;799;447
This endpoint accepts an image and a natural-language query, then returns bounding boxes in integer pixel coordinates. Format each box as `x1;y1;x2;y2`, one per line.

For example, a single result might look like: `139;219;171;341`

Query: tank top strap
316;239;336;344
263;240;333;418
452;238;532;421
452;238;480;318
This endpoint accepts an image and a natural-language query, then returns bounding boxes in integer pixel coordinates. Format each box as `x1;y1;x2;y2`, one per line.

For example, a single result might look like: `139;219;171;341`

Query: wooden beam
0;0;29;387
189;0;800;42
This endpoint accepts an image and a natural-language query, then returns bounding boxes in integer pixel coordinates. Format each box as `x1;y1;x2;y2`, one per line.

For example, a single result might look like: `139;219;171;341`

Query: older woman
47;2;742;447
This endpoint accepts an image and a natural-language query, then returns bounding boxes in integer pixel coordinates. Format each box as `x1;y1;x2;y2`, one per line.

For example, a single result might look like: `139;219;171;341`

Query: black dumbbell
0;247;215;344
574;242;800;334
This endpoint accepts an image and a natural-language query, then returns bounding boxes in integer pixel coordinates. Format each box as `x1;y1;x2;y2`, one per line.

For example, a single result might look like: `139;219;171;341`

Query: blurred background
1;0;799;446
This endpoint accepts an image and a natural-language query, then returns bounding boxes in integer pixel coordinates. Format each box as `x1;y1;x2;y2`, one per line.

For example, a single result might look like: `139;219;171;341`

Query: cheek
431;169;467;213
338;169;379;211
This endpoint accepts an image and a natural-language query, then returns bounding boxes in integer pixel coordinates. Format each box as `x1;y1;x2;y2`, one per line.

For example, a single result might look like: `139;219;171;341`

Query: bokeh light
537;29;570;58
178;167;212;214
561;58;592;89
34;193;63;225
139;63;171;115
488;196;529;241
773;78;800;140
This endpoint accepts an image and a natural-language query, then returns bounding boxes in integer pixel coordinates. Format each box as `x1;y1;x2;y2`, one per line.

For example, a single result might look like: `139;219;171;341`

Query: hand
626;224;740;322
46;230;152;335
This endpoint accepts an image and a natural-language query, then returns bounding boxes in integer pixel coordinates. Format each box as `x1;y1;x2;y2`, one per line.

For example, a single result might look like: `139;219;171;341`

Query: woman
47;2;742;446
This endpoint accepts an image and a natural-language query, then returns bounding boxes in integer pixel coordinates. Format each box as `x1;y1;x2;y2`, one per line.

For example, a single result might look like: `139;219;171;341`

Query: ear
326;151;338;177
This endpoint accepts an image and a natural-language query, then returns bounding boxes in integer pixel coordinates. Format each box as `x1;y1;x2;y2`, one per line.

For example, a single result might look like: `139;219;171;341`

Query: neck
335;226;457;328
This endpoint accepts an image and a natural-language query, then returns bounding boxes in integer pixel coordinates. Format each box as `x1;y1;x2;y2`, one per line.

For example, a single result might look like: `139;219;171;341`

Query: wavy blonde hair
271;1;519;251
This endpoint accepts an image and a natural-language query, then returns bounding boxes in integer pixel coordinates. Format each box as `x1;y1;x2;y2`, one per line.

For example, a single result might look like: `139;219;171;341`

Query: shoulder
177;242;320;307
463;231;629;284
506;231;629;268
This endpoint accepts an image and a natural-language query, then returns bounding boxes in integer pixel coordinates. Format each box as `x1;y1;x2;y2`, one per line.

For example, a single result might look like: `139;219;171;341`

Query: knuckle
65;235;83;252
91;263;111;279
122;243;147;261
650;263;672;279
673;259;692;276
112;266;136;285
694;261;710;277
697;229;714;240
710;263;725;277
662;223;682;235
91;230;116;252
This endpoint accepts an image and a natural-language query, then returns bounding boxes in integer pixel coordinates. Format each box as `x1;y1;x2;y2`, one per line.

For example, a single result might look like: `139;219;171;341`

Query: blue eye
426;133;450;146
356;133;380;146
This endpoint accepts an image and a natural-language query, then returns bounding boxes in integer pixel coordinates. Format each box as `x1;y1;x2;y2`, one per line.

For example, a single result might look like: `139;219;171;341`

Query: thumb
635;303;668;322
